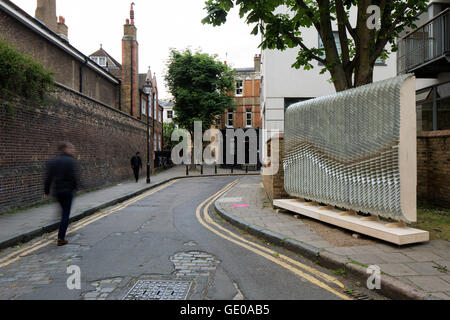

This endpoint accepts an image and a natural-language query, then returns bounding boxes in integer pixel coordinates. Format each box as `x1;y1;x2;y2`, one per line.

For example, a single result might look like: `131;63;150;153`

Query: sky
10;0;262;99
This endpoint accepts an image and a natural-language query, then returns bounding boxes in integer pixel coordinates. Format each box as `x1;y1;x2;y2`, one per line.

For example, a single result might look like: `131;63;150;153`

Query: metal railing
398;8;450;74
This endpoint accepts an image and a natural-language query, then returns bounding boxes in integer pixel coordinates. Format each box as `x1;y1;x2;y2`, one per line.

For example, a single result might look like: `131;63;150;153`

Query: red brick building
217;54;262;130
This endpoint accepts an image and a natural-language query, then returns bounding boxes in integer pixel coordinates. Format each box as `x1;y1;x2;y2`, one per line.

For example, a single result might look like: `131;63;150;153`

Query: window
91;56;107;67
153;94;157;119
158;134;162;151
416;82;450;132
227;112;234;127
154;132;157;151
236;80;243;96
141;97;147;116
167;110;173;119
246;108;252;127
318;32;384;64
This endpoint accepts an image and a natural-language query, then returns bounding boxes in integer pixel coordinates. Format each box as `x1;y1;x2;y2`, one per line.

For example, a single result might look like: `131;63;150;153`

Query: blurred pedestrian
44;142;80;246
130;152;143;182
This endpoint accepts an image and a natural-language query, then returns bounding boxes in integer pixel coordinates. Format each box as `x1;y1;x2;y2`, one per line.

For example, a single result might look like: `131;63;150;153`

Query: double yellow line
196;179;351;300
0;180;177;268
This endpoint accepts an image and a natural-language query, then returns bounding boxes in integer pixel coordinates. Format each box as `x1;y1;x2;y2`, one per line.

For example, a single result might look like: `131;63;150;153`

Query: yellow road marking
0;180;177;268
195;180;351;300
204;205;345;289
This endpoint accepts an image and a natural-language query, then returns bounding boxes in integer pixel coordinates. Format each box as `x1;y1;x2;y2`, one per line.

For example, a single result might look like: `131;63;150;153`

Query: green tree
202;0;428;92
165;48;235;166
0;40;54;108
163;121;177;151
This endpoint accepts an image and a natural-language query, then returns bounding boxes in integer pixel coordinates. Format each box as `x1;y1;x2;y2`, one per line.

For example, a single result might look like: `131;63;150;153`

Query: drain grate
123;280;192;300
344;289;372;300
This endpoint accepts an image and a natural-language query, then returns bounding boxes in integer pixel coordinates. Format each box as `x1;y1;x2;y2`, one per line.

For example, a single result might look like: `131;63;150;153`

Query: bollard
215;165;218;175
201;165;204;175
246;165;248;174
231;167;234;174
186;165;189;176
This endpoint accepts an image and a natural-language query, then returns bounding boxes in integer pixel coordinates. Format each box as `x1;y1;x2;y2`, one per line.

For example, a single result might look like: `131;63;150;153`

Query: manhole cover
122;280;192;300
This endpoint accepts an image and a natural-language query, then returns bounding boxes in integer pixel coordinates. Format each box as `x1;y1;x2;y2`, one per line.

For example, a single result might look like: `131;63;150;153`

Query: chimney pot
130;2;135;25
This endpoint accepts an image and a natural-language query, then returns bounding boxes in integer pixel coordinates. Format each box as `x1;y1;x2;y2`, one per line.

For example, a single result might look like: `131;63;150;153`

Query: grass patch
348;259;369;268
333;268;347;276
262;199;271;209
410;202;450;241
433;264;448;274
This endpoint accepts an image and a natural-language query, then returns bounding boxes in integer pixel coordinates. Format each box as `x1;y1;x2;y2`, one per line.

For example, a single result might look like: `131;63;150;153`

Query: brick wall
417;131;450;207
0;3;120;108
0;85;153;213
262;135;289;203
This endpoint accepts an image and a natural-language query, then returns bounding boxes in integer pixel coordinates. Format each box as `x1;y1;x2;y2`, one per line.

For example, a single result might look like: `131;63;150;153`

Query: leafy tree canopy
165;48;236;134
163;121;178;150
202;0;428;91
0;40;54;106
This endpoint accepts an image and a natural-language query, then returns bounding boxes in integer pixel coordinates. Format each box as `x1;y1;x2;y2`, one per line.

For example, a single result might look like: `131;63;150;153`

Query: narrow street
0;177;384;300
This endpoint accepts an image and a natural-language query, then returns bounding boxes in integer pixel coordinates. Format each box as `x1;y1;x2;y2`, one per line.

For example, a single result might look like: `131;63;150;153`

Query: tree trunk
330;66;351;92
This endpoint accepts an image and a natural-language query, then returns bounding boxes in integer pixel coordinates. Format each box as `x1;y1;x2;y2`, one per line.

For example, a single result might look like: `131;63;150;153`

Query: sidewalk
0;165;255;250
215;176;450;300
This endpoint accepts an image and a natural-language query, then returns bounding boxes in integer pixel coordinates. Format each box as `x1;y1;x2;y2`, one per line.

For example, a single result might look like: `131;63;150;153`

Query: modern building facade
397;0;450;133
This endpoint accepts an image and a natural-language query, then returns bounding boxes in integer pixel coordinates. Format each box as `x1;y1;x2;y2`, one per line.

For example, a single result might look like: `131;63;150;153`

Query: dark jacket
44;153;80;195
130;156;142;171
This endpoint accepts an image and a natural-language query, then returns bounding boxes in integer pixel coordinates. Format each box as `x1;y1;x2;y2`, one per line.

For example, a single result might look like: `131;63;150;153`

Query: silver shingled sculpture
284;74;415;222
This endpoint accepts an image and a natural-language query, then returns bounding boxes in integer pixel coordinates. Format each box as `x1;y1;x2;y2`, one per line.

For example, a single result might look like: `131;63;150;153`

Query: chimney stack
35;0;57;33
57;16;69;42
254;54;261;73
121;2;139;117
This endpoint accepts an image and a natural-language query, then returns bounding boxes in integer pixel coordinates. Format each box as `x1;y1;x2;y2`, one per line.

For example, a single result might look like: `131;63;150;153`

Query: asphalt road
0;177;381;300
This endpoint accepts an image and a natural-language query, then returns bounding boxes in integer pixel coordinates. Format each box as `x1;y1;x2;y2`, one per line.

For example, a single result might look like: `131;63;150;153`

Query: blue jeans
56;192;73;240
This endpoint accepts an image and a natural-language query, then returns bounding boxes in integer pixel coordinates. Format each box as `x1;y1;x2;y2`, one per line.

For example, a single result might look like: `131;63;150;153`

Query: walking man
44;142;80;246
130;152;143;182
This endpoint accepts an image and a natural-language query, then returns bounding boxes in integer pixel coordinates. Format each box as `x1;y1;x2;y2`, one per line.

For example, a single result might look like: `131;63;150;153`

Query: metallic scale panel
284;75;416;222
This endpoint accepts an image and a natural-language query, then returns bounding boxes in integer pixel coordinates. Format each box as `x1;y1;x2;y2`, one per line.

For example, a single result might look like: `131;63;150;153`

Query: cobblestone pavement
218;176;450;299
171;251;220;278
0;233;88;300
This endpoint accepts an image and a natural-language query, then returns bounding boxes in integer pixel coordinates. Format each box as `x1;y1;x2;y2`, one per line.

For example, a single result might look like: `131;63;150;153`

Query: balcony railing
398;8;450;75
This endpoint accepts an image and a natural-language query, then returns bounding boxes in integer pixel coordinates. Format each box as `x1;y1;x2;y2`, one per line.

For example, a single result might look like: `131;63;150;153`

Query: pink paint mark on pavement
232;204;249;208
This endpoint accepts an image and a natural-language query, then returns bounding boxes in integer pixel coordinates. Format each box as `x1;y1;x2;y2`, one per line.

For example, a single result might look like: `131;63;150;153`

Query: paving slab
428;292;450;300
407;262;448;276
375;253;415;264
348;254;387;265
407;276;450;292
431;249;450;259
435;260;450;269
403;251;443;262
379;264;419;276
